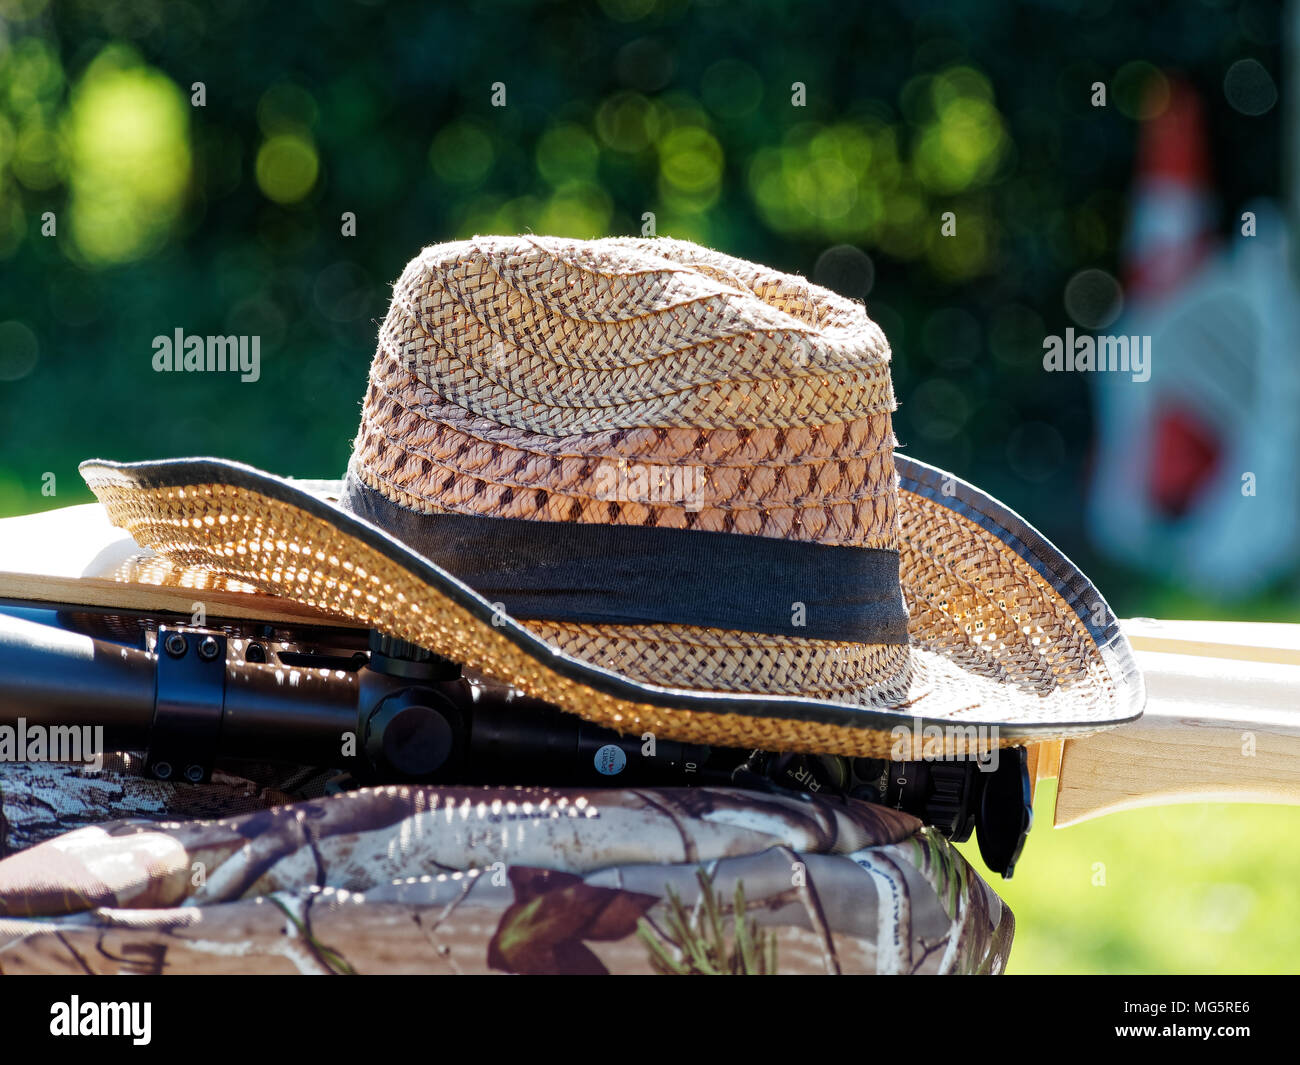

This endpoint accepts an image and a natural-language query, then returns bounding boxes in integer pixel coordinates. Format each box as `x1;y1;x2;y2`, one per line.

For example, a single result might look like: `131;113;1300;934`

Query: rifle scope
0;603;1031;876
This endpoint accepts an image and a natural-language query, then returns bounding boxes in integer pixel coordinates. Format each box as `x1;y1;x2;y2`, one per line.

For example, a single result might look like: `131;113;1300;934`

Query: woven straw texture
376;235;894;434
353;235;914;704
352;235;1118;714
80;236;1128;754
81;472;1118;757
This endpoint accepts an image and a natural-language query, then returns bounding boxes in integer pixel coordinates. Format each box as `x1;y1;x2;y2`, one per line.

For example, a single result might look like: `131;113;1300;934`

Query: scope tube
0;614;359;766
0;614;157;747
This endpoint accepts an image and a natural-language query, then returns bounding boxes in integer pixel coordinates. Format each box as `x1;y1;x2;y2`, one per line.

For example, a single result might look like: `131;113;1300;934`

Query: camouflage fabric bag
0;760;1012;974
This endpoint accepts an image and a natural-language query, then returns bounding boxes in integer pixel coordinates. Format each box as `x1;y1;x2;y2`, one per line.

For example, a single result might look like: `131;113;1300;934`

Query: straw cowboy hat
79;236;1144;757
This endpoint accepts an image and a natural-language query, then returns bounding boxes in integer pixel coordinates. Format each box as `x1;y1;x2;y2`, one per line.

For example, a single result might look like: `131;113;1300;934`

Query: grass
637;868;778;975
956;780;1300;974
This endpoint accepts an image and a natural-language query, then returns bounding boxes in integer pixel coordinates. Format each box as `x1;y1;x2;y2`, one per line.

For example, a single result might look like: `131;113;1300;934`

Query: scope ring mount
147;626;228;784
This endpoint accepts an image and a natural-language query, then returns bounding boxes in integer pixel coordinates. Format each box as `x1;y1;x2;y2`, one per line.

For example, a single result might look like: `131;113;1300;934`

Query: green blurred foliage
0;0;1294;973
65;45;191;262
0;0;1284;615
959;782;1300;974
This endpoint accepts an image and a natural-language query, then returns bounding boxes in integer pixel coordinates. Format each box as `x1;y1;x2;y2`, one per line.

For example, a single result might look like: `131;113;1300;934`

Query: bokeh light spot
923;306;981;370
536;123;599;185
255;133;319;204
0;320;38;381
538;181;613;237
909;377;970;441
1064;268;1124;329
813;244;874;300
616;37;673;92
657;125;722;211
595;92;660;153
1223;58;1277;116
1114;61;1169;120
65;46;191;264
257;82;319;135
430;120;494;184
11;123;61;189
1007;422;1066;483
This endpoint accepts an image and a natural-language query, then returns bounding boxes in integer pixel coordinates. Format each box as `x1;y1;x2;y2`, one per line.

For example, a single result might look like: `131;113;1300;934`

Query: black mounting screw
153;760;173;780
184;764;205;783
163;633;188;658
198;636;221;661
245;642;266;663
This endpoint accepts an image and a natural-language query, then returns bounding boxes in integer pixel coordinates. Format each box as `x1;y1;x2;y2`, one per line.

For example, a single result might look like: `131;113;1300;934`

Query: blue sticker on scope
593;743;627;776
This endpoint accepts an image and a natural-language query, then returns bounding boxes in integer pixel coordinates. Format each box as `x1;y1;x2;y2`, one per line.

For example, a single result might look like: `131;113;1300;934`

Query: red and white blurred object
1087;77;1300;596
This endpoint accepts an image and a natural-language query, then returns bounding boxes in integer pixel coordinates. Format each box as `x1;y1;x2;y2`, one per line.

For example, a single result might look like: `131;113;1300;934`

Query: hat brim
78;455;1143;757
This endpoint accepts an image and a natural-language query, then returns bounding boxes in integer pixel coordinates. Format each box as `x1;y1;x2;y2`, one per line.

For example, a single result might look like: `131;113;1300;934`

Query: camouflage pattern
0;755;307;854
0;763;1013;974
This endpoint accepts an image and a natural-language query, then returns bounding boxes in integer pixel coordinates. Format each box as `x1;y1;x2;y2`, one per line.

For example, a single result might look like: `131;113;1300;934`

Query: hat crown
353;235;901;551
